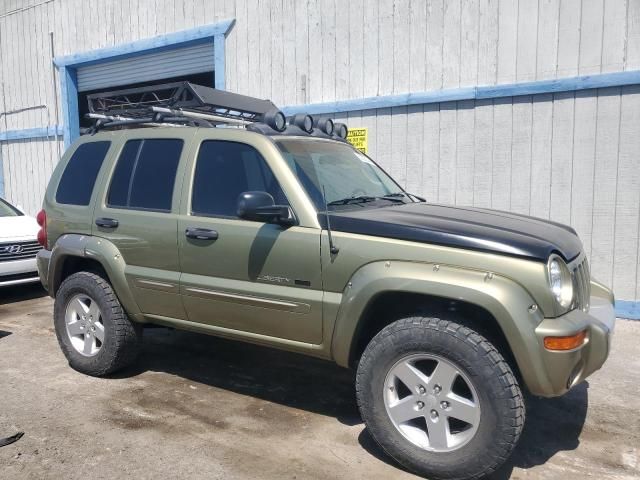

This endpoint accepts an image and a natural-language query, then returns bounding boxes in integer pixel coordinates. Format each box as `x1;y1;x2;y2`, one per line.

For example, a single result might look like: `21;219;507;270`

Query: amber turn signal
544;330;587;351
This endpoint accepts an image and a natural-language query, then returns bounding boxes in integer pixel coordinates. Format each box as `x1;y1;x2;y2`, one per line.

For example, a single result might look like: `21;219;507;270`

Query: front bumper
0;257;40;287
532;286;615;397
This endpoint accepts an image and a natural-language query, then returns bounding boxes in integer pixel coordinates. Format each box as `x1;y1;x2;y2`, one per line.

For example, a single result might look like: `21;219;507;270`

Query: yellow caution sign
346;127;368;154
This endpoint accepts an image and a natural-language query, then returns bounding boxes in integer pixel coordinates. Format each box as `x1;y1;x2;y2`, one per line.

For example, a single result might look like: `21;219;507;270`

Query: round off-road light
314;116;334;135
334;122;348;139
264;109;287;132
291;113;314;133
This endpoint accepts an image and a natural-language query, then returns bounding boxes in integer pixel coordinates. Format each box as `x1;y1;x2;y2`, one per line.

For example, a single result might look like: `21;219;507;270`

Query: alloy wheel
65;293;105;357
383;353;481;452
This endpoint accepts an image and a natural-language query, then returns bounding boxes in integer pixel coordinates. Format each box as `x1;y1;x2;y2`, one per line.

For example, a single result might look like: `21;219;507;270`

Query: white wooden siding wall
331;86;640;301
0;0;639;299
0;138;62;215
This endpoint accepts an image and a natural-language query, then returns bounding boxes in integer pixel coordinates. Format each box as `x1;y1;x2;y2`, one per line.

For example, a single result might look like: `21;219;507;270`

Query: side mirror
237;191;295;226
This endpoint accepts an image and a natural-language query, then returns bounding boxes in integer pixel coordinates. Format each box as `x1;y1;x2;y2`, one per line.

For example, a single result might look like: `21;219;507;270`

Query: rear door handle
95;217;119;229
185;227;219;240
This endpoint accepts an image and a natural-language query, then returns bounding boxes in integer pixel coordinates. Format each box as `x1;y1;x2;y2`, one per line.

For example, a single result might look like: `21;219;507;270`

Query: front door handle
95;217;119;229
185;227;219;240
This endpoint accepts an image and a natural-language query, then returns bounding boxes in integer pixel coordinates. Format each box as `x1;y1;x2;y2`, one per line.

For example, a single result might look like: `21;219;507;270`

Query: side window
107;139;183;212
56;141;111;205
191;141;288;218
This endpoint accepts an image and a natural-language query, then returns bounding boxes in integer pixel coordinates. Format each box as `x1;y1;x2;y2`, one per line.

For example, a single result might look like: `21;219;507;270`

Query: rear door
177;135;324;344
92;130;194;320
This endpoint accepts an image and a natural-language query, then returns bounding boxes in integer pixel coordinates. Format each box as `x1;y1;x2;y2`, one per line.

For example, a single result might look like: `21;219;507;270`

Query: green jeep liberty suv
36;83;615;480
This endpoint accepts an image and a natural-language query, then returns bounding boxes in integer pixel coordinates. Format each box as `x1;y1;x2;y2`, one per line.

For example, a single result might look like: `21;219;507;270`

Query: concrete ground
0;284;638;480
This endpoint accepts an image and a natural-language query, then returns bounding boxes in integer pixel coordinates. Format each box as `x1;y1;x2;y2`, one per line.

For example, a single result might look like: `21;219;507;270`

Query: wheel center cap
426;394;437;408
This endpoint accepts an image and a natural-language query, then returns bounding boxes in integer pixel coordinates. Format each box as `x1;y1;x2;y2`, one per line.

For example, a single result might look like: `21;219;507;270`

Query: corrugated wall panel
76;42;215;92
1;138;61;215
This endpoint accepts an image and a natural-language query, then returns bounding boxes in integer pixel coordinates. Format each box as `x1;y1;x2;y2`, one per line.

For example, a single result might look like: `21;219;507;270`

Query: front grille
0;240;41;262
572;257;591;312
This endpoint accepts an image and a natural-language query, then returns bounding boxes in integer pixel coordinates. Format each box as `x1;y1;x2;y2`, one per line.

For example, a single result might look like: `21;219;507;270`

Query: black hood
321;202;583;262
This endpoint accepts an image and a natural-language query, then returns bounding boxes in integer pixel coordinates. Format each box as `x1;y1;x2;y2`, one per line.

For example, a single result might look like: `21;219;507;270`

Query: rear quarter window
107;139;183;212
56;141;111;206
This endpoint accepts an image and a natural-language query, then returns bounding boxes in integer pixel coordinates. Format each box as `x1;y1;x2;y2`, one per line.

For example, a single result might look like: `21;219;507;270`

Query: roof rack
83;81;350;141
86;81;280;129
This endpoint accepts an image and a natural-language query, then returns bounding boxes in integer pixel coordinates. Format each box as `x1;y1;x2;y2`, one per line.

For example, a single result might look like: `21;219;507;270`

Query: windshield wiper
328;195;408;206
327;195;377;206
384;192;426;202
380;194;407;203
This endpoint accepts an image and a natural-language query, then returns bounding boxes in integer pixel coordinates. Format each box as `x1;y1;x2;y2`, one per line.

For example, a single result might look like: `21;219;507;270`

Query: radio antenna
322;185;339;255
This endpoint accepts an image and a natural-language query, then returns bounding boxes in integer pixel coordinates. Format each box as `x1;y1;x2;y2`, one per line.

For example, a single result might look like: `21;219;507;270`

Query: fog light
544;330;587;351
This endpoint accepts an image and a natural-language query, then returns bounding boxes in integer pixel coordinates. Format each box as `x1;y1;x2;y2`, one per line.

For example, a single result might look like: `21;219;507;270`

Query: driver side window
191;140;288;218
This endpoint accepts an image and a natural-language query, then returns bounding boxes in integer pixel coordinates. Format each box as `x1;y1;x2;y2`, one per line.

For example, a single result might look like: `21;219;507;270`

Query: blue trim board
59;65;80;148
213;33;226;90
5;56;640;147
615;301;640;320
0;126;63;142
53;20;235;68
54;19;235;147
282;70;640;115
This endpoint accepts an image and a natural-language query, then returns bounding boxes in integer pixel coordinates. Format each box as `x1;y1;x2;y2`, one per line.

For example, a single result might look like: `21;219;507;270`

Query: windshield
276;139;408;211
0;198;22;217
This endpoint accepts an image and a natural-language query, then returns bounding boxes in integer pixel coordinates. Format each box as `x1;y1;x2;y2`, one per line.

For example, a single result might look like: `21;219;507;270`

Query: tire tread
355;316;525;480
55;271;141;376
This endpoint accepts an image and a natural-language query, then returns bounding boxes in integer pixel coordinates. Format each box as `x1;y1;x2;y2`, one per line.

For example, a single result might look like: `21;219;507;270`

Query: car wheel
356;316;525;480
54;271;141;376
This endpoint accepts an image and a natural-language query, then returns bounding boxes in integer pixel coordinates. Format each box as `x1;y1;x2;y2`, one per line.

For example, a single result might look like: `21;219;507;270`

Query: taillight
36;209;48;249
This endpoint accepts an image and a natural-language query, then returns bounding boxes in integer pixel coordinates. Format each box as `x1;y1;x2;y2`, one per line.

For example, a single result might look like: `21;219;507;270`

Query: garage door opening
74;40;217;131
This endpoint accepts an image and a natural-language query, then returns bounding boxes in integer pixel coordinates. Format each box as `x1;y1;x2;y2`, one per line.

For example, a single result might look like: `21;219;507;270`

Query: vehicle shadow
357;383;590;479
114;327;363;426
115;327;588;477
0;283;47;305
489;383;589;478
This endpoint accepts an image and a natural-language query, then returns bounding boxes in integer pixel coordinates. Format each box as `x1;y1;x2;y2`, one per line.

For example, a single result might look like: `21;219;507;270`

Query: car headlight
547;254;573;309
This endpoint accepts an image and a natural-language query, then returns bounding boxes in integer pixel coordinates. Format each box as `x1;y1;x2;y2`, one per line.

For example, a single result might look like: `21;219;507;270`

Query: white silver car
0;197;42;287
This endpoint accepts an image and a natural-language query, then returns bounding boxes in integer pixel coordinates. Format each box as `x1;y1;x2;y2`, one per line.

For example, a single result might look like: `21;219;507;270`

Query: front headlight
547;254;573;309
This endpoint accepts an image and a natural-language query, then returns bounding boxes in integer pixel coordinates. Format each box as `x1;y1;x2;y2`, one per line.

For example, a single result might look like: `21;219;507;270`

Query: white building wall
0;0;639;300
328;85;640;300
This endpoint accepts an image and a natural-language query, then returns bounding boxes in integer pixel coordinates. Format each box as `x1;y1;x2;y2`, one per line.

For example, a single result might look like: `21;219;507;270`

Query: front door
178;139;323;344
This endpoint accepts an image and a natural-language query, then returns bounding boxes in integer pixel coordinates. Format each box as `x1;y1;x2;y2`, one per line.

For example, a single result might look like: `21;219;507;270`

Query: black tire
54;271;142;376
356;316;524;480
